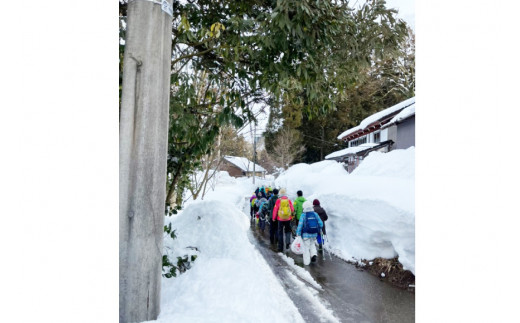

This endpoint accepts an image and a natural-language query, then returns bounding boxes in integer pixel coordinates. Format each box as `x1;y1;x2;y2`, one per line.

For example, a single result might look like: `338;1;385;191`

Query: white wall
381;128;388;142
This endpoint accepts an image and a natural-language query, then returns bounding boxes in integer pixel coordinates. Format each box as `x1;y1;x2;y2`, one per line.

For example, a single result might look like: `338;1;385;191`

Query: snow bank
213;170;237;185
275;149;415;274
155;176;303;323
352;147;415;179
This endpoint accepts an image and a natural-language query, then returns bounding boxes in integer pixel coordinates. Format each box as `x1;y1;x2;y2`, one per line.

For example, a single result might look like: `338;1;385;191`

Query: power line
301;133;342;146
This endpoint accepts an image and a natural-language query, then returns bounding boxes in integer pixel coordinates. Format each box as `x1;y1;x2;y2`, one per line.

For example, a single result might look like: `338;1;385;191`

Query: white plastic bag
291;236;303;255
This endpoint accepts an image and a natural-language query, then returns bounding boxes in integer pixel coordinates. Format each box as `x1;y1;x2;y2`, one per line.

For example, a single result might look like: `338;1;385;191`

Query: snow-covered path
155;150;415;322
245;205;415;323
247;229;341;323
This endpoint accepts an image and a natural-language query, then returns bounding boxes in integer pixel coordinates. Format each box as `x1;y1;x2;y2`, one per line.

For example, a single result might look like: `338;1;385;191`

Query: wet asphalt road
247;220;415;323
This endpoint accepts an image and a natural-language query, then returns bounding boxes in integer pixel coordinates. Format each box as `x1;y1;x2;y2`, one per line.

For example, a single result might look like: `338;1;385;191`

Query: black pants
251;206;258;220
277;221;292;251
290;218;298;237
270;220;278;244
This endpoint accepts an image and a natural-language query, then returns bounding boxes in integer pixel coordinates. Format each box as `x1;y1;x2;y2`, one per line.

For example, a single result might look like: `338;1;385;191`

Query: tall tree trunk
320;125;324;160
166;162;183;205
119;1;173;322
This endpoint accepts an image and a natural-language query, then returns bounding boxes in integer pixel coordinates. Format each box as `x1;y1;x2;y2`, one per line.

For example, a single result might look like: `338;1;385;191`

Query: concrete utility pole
119;0;173;322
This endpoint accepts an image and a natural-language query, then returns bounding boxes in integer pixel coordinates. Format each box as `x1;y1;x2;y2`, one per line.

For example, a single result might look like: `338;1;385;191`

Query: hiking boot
318;244;323;251
311;255;317;262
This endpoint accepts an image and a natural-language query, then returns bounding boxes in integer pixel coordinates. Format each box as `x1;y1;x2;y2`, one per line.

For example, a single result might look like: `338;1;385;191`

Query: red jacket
272;196;294;222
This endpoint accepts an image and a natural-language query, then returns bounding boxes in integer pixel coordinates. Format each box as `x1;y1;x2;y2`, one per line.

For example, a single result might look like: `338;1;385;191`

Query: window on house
350;136;367;147
374;132;381;143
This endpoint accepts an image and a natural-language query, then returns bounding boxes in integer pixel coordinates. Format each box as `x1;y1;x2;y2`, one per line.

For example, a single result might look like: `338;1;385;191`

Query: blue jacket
296;211;324;239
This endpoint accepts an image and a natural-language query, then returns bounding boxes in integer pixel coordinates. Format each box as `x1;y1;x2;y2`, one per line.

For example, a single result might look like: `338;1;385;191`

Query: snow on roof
325;143;378;160
337;97;415;140
223;156;266;172
383;103;415;127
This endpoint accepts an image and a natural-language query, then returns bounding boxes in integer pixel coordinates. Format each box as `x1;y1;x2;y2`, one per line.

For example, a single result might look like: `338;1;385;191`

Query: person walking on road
257;197;268;233
312;199;329;251
296;201;324;265
273;188;294;252
267;188;279;244
292;190;307;236
250;192;258;220
258;186;267;199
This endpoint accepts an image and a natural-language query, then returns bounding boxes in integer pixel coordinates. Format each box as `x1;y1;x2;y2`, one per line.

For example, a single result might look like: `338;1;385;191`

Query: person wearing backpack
313;199;328;251
296;201;324;265
258;186;267;199
267;188;279;244
272;188;295;252
250;193;258;219
292;190;307;236
254;197;263;224
257;197;269;233
267;189;279;243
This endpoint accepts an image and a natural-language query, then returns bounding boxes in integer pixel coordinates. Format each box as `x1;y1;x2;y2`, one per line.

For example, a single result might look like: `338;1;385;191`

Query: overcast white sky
383;0;415;30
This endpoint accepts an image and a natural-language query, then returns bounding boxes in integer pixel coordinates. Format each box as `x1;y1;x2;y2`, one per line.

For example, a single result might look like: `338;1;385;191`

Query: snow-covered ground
150;147;414;322
152;174;305;323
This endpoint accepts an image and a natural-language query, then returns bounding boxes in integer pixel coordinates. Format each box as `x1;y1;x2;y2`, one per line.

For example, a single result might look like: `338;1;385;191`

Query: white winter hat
303;201;314;212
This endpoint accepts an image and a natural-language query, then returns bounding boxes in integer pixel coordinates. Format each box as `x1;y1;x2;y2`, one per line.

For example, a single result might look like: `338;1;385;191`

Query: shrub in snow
162;222;198;278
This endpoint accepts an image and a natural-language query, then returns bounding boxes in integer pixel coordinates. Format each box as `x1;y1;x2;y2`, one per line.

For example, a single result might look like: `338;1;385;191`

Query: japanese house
220;156;266;178
326;97;415;172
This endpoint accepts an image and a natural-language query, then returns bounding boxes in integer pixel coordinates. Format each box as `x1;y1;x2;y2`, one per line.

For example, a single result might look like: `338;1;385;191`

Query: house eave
327;140;394;161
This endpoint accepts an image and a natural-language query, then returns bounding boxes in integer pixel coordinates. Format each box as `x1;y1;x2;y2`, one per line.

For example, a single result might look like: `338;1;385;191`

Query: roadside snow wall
157;177;303;322
275;147;415;274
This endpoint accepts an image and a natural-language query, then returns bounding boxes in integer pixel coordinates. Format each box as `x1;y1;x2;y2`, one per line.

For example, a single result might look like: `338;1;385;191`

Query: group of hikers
249;186;329;266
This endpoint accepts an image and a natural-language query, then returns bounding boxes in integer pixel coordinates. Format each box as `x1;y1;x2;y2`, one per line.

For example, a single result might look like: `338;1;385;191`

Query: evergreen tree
262;0;409;165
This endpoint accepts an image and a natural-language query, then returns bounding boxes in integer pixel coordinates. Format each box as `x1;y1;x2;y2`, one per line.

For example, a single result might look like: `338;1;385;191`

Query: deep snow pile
153;176;301;322
275;147;415;274
351;148;415;179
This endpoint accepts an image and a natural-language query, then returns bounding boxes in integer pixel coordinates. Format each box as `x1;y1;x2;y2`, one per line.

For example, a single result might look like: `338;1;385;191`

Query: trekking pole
324;234;332;261
320;230;326;262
